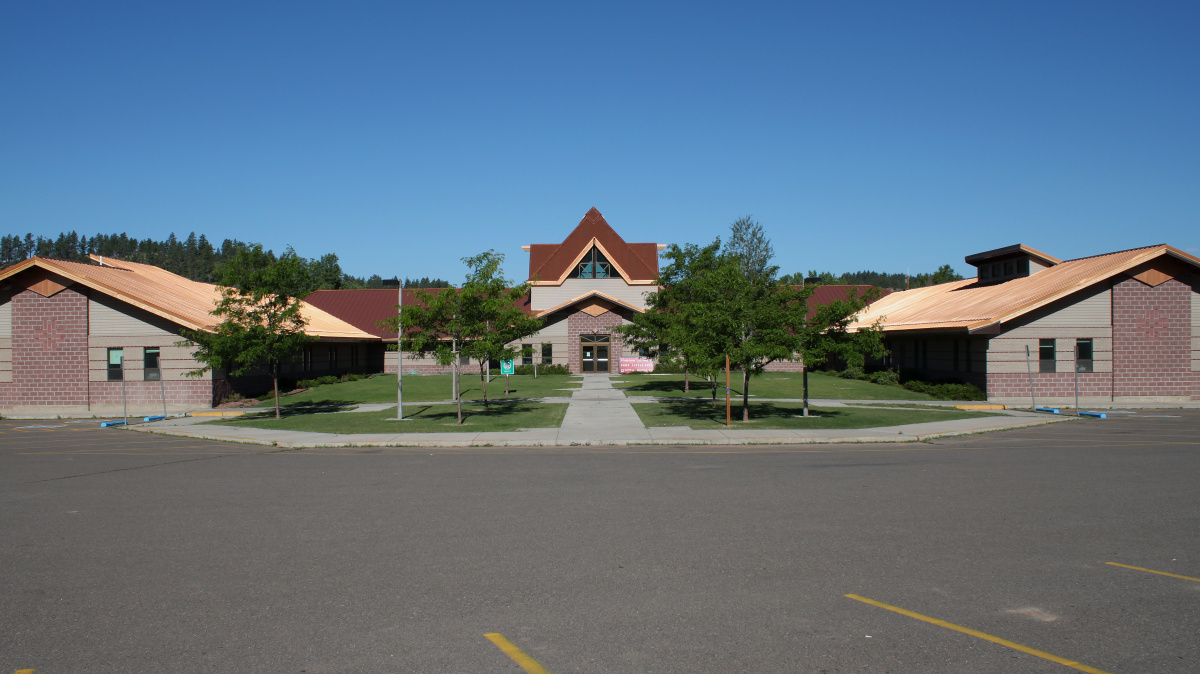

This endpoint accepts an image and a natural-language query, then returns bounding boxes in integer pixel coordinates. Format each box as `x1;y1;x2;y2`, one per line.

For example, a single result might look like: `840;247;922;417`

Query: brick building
852;244;1200;405
0;255;381;416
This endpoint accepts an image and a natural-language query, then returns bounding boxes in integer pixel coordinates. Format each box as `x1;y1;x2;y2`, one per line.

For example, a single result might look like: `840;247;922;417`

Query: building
0;255;380;416
852;243;1200;404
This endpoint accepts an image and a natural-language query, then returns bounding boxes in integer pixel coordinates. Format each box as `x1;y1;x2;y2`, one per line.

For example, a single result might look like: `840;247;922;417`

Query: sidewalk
126;374;1074;448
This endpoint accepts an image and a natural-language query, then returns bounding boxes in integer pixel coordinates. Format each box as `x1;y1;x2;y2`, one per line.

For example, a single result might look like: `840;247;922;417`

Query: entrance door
580;334;610;372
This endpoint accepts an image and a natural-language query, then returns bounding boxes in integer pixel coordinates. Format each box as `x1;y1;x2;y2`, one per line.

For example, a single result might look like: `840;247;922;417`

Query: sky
3;1;1198;283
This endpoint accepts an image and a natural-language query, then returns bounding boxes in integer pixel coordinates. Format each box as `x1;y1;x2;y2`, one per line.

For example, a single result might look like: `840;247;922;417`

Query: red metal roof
306;287;534;339
527;208;659;284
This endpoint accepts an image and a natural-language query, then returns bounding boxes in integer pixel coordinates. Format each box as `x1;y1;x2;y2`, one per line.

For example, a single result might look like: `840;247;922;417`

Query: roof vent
964;244;1061;284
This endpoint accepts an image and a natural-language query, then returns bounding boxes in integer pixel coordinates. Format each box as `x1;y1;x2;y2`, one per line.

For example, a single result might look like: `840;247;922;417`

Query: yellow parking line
16;669;36;673
484;633;551;674
845;594;1111;674
1107;562;1200;583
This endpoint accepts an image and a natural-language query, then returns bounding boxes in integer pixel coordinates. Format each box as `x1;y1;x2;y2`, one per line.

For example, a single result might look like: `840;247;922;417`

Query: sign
500;359;515;375
618;357;654;373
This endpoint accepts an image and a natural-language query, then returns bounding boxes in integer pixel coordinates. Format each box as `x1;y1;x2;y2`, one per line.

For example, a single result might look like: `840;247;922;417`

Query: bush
867;370;899;386
652;358;686;374
901;379;986;401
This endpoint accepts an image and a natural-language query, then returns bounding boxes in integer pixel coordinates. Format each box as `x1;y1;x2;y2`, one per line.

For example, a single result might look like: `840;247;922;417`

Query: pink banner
618;357;654;373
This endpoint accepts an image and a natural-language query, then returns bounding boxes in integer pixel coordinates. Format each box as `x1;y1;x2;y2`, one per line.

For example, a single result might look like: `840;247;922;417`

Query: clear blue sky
3;1;1197;282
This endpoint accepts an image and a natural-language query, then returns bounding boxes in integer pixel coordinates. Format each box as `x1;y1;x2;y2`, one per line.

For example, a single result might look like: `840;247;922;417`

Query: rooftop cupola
965;244;1061;284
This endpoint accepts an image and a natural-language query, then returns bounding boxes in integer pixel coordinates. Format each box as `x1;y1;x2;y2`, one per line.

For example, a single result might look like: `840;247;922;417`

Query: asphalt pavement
1;409;1198;672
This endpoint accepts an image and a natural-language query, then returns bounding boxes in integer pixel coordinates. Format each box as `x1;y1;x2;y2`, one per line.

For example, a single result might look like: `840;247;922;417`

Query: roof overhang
529;237;657;286
534;290;646;318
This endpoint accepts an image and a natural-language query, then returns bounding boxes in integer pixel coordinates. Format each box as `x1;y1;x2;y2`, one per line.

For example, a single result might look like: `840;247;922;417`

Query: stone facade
6;287;89;409
567;309;625;373
1112;276;1195;400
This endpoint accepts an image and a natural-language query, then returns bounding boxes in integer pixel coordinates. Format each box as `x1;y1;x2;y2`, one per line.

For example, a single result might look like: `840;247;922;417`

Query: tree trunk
742;368;750;421
802;367;810;417
684;365;689;393
273;362;281;420
711;376;718;409
479;360;489;409
453;354;462;425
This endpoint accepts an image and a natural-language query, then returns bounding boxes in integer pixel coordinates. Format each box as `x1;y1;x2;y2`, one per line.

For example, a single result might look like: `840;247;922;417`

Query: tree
180;245;314;419
393;251;542;423
726;215;774;281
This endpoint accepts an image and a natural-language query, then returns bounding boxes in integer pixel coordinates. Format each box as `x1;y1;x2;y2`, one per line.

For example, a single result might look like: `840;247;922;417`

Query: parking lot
2;411;1198;673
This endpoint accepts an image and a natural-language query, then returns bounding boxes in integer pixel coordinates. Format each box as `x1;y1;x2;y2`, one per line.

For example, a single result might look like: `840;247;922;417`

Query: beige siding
1029;259;1050;274
0;301;10;339
988;287;1113;374
88;343;207;382
1003;287;1111;333
531;278;653;311
0;337;10;383
89;296;177;337
1193;288;1200;372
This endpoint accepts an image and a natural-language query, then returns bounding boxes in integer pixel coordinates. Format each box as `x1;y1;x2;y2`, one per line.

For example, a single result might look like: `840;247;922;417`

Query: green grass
250;373;581;408
213;400;569;433
633;399;1001;430
614;372;935;401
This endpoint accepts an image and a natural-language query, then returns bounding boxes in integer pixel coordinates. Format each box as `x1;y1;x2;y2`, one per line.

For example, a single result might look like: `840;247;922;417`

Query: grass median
212;400;569;433
614;372;935;400
633;399;1002;430
249;373;581;408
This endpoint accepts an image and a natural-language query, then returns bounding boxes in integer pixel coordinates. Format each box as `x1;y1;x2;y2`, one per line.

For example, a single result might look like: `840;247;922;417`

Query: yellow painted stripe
484;633;551;674
16;669;36;673
845;594;1112;674
1107;562;1200;583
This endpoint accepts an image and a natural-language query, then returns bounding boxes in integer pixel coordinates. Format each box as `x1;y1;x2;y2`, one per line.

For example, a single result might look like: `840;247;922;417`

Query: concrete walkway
120;374;1078;448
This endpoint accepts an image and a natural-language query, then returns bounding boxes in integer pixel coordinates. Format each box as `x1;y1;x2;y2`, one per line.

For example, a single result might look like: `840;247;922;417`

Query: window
921;340;928;369
459;351;471;366
1076;338;1093;373
350;346;359;368
521;343;533;366
303;346;313;371
1003;260;1015;276
541;343;553;365
953;340;960;371
570;247;612;279
965;340;972;373
1017;259;1029;275
991;263;1001;278
107;348;124;381
1039;339;1056;373
144;347;161;381
328;346;337;371
979;266;990;280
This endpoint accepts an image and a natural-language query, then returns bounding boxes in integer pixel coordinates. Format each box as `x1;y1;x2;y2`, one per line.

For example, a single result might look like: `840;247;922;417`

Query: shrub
652;358;686;374
901;379;986;401
867;370;900;386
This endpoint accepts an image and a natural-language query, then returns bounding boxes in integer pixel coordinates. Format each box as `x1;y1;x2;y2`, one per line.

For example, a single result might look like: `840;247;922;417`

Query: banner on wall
618;357;654;373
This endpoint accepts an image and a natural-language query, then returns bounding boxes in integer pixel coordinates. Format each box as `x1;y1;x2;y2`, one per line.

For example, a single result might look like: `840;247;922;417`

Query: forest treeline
0;231;450;291
780;264;964;290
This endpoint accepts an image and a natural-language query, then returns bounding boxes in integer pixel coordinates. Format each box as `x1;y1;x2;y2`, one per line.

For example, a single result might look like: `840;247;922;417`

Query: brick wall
5;287;89;408
567;310;625;373
1112;276;1194;399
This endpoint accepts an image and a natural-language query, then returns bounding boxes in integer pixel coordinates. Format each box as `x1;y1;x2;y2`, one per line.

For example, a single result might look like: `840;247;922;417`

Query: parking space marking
844;594;1112;674
1107;562;1200;583
484;633;551;674
16;669;36;673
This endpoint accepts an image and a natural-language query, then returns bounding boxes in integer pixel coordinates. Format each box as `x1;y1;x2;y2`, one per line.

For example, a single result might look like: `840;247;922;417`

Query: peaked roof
851;244;1200;334
0;255;376;339
527;207;659;284
306;287;534;340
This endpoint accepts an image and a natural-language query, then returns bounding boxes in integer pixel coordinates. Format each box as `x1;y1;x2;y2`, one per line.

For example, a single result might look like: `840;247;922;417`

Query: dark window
303;346;313;371
541;343;553;365
570;248;613;279
143;347;160;381
107;348;124;381
1076;338;1093;373
991;263;1001;278
521;343;533;366
979;266;990;280
329;346;337;371
953;340;960;371
965;340;972;373
350;346;359;368
1039;339;1056;373
1017;259;1030;275
921;340;928;369
1003;260;1015;276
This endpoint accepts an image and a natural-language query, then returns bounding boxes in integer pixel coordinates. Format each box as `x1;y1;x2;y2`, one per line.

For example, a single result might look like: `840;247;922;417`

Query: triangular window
571;247;612;279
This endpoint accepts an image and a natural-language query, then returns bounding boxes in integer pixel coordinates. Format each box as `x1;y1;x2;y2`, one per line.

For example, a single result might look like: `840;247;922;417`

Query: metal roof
526;208;660;284
851;244;1200;334
0;255;377;340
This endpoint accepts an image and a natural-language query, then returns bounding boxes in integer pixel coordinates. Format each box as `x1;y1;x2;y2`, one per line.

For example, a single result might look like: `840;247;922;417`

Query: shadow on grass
619;378;743;395
237;399;540;424
661;399;846;423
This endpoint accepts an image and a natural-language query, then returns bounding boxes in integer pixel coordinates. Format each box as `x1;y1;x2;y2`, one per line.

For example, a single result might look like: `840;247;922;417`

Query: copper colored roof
527;207;659;284
852;244;1200;334
0;256;377;340
964;243;1062;267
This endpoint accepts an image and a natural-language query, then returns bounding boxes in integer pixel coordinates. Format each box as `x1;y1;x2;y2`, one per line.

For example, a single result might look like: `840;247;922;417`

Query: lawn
249;373;581;408
633;399;1001;430
614;372;935;401
214;400;569;433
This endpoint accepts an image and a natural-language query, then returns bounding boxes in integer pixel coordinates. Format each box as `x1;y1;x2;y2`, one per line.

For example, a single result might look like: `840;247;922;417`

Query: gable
527;208;659;285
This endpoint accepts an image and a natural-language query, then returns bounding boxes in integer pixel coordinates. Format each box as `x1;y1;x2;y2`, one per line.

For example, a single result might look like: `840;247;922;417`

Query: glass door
580;334;610;373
